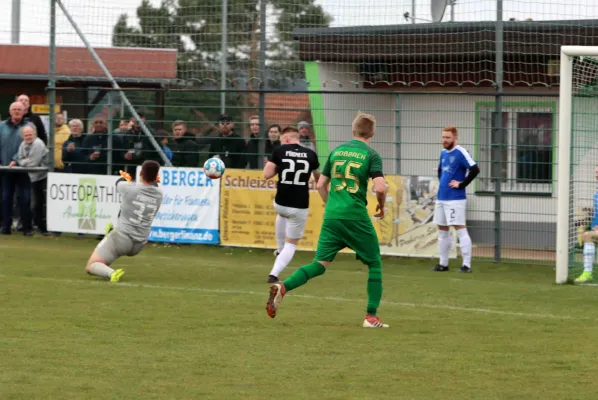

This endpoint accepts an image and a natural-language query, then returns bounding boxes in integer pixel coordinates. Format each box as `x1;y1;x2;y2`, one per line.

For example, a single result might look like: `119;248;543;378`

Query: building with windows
293;19;598;252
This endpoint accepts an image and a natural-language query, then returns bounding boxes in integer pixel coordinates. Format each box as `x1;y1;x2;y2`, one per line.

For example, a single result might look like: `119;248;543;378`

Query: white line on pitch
11;275;574;321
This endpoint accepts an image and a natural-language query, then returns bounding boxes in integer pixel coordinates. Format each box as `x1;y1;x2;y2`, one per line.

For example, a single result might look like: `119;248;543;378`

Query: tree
112;0;332;87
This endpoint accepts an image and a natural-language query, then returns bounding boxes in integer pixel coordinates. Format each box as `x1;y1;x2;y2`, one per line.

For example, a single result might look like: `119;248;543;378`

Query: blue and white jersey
592;191;598;229
437;145;476;201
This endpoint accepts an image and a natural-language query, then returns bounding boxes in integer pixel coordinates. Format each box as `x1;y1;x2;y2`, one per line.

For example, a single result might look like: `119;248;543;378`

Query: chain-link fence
5;0;598;263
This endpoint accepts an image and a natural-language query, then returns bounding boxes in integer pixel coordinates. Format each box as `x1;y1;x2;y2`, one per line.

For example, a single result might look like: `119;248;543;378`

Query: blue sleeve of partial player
593;193;598;228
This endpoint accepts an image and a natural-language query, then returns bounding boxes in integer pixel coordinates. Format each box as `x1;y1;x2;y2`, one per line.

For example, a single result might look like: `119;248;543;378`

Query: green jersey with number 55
322;140;384;220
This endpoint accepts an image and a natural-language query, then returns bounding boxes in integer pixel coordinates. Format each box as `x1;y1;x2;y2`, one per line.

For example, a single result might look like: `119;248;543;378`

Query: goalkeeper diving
84;160;163;282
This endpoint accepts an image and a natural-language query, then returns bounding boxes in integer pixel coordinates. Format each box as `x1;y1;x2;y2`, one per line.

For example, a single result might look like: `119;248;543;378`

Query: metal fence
38;87;558;264
7;0;598;264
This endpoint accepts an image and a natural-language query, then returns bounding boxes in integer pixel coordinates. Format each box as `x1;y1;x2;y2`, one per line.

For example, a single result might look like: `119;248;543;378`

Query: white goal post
556;46;598;284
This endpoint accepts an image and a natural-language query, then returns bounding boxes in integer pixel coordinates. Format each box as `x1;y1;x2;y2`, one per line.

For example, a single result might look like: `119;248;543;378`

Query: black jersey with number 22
269;144;320;209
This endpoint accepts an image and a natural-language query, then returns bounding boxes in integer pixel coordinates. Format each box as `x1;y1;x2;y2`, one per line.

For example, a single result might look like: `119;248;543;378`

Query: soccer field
1;236;598;400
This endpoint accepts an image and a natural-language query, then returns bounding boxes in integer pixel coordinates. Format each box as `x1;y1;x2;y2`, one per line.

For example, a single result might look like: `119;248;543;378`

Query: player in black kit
263;126;321;283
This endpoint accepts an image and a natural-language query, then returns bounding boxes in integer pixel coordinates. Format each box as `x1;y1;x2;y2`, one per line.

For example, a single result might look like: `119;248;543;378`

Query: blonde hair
172;120;186;128
280;126;300;141
352;112;376;139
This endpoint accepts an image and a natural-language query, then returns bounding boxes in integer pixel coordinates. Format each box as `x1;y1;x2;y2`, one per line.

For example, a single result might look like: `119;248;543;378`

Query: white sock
584;242;595;273
438;230;451;267
275;215;287;253
457;228;472;268
89;262;114;278
269;242;297;278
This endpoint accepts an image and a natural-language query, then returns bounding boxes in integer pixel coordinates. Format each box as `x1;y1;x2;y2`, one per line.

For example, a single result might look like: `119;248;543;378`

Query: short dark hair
140;160;160;183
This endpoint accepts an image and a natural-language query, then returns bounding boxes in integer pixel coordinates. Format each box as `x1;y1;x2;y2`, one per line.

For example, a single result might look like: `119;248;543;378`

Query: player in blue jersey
575;167;598;283
431;126;480;273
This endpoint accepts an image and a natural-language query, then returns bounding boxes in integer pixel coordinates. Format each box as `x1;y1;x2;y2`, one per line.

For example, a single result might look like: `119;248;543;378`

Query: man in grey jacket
13;125;49;235
0;102;33;235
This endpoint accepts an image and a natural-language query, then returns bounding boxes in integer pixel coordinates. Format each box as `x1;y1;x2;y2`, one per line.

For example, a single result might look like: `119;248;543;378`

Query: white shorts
274;202;309;239
433;200;467;227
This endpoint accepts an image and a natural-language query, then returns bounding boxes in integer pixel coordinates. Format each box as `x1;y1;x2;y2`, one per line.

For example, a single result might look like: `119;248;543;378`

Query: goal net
557;47;598;284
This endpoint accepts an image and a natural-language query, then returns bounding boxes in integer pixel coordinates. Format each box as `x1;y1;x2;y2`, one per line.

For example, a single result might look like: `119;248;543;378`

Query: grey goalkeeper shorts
95;229;146;265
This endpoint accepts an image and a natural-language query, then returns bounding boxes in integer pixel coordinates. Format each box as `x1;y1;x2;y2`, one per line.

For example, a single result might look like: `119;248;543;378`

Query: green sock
366;263;383;316
283;261;326;291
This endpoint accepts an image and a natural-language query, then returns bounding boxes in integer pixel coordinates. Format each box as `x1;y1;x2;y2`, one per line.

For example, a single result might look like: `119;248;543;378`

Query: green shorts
314;218;381;266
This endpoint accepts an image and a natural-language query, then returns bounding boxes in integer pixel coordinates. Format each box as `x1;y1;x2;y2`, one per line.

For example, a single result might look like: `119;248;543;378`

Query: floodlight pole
450;0;456;22
221;0;228;113
411;0;416;24
11;0;20;43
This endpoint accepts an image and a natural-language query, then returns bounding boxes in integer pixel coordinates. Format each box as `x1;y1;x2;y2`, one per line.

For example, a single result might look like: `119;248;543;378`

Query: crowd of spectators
0;94;317;236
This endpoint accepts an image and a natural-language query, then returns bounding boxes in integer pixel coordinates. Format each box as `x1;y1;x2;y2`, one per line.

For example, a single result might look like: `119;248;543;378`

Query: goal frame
556;46;598;283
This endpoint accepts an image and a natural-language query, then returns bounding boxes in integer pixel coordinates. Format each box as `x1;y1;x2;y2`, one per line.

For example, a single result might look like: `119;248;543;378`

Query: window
476;103;554;194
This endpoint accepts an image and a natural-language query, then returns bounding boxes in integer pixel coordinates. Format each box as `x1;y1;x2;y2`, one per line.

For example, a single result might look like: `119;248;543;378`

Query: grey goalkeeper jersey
116;180;163;243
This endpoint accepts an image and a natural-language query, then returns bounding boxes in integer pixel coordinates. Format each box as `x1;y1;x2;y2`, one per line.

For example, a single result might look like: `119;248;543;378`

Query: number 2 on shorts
332;160;362;193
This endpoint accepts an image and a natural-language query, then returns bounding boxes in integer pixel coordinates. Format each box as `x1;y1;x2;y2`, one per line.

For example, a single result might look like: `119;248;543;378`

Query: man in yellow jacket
53;112;71;171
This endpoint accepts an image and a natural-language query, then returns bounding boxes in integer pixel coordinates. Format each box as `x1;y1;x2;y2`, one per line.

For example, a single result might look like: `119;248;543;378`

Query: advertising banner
220;169;456;258
136;167;221;245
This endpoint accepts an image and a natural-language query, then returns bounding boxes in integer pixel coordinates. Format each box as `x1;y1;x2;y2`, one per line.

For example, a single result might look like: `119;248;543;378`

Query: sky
1;0;598;48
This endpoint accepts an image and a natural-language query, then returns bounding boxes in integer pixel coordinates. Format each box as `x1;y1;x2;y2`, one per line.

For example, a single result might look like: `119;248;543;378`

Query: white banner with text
136;167;220;244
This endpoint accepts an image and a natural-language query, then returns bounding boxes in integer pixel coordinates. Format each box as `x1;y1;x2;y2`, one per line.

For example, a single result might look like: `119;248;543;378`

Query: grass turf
1;235;597;400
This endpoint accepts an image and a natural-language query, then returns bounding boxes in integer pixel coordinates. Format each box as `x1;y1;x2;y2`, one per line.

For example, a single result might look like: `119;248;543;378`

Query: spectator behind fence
298;121;317;153
17;94;47;145
245;115;261;169
14;124;49;236
154;129;173;162
62;119;87;174
198;113;246;169
265;124;282;158
53;112;71;171
123;112;162;172
170;120;200;167
0;102;32;235
81;116;122;175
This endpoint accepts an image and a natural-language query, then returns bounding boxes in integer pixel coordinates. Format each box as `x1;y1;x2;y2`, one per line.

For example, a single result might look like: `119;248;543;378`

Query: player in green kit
266;113;389;328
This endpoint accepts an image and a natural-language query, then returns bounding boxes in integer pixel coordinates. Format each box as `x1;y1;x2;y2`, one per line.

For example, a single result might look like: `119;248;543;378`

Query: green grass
1;235;598;400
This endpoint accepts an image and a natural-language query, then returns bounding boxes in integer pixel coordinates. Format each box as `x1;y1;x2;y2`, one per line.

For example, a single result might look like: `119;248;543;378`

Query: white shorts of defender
433;199;467;227
273;202;309;240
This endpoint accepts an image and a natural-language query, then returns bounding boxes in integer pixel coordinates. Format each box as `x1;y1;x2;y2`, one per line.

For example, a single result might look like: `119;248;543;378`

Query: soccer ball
203;157;226;179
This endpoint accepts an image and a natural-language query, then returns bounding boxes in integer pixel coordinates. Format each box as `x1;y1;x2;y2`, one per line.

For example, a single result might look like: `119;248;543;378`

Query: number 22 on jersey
280;158;310;185
332;160;362;193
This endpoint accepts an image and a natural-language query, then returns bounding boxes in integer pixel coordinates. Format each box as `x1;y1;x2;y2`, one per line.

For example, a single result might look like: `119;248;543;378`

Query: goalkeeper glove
119;170;132;182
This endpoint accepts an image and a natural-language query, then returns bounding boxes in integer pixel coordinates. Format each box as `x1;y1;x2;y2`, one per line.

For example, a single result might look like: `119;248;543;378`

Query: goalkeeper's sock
366;262;383;316
584;242;595;273
270;242;297;278
438;230;452;266
275;215;286;253
88;262;114;278
457;228;472;267
282;261;326;291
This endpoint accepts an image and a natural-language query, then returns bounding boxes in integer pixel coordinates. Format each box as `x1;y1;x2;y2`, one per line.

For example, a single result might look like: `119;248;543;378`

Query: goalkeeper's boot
363;315;389;328
431;264;449;272
575;271;593;284
266;282;286;318
104;222;114;236
110;269;125;283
